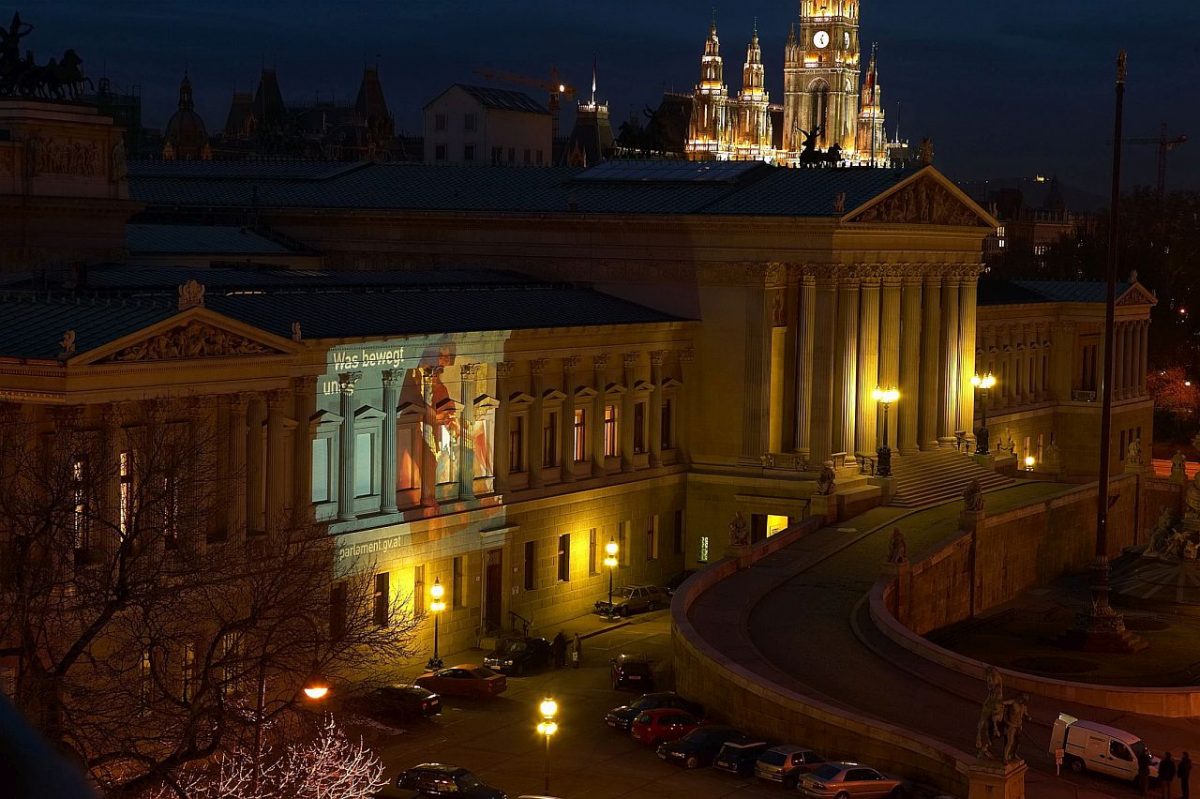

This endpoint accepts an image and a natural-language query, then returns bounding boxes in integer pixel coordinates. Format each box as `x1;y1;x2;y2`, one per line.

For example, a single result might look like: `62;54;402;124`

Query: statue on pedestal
1172;451;1188;482
816;464;836;496
887;528;908;565
1144;506;1176;559
975;666;1004;758
728;511;750;548
1001;694;1031;763
963;479;985;513
1126;438;1143;466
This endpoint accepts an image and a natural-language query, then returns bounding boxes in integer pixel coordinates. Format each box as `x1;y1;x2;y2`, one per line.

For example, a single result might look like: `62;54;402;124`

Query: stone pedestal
972;452;998;472
960;509;986;534
724;543;752;569
967;759;1027;799
810;494;837;523
868;475;896;504
881;561;912;625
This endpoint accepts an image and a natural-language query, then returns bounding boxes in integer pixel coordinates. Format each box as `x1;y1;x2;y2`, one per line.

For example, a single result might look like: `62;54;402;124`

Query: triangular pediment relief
354;406;386;422
85;310;295;366
435;397;464;415
541;388;567;404
574;386;599;400
633;379;654;394
397;400;426;417
311;409;343;429
1117;283;1158;307
474;394;500;412
605;382;628;396
507;391;535;408
843;168;997;229
661;377;683;390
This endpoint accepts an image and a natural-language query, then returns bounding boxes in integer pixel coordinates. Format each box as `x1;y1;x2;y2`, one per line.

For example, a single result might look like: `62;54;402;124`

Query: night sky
15;0;1200;195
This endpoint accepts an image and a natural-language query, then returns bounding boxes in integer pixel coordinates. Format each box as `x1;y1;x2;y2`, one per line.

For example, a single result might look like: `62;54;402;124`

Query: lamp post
603;538;619;618
871;387;899;477
427;577;446;671
536;697;559;795
970;373;997;455
1024;455;1036;472
302;675;331;701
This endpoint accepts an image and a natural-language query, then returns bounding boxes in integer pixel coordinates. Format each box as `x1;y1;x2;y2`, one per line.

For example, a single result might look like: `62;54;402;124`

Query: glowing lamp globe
302;677;330;701
539;697;558;719
430;578;446;613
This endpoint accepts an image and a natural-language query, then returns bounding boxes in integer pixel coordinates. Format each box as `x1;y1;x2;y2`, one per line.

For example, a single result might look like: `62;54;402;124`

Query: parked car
482;636;552;676
755;745;827;788
656;725;749;769
343;684;441;723
630;708;705;747
415;665;507;699
713;740;774;776
1049;713;1159;782
594;585;670;616
609;654;655;691
605;691;704;732
394;763;507;798
798;762;904;799
663;570;696;595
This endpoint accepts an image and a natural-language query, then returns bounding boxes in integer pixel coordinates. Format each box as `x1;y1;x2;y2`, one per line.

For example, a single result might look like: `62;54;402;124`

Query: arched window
809;80;830;146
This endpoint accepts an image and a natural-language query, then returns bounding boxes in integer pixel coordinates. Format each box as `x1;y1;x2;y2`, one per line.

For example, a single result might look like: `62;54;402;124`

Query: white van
1049;713;1159;782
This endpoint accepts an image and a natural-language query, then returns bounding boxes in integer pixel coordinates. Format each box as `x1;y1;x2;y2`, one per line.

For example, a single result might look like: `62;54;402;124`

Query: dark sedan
714;740;774;776
605;692;704;732
482;636;551;676
395;763;506;798
343;684;441;724
610;655;655;691
657;725;750;769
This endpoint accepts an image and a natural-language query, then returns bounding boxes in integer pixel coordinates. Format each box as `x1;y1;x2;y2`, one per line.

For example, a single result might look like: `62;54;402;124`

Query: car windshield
635;713;652;725
760;751;789;766
633;695;663;709
502;640;527;653
812;764;843;781
470;668;495;679
457;773;482;788
615;587;636;599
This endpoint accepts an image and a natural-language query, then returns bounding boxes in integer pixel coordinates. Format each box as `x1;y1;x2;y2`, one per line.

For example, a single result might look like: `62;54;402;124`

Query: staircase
886;449;1014;508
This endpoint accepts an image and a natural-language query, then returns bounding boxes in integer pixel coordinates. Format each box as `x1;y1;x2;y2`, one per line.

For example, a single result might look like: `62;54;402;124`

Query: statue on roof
0;14;91;100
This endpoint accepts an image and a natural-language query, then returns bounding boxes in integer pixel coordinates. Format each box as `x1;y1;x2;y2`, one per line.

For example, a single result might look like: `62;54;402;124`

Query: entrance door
484;548;503;632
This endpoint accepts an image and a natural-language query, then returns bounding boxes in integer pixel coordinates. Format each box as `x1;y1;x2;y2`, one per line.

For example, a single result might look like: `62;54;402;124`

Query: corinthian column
226;395;248;538
809;278;838;465
648;351;665;468
561;356;580;480
529;359;548;488
492;362;515;495
337;372;361;521
919;275;942;450
264;389;287;533
939;276;961;444
957;275;979;438
380;370;399;514
621;352;639;472
834;277;860;460
794;275;817;458
419;367;439;507
856;276;881;456
879;275;902;445
246;395;266;533
898;276;922;454
459;363;479;500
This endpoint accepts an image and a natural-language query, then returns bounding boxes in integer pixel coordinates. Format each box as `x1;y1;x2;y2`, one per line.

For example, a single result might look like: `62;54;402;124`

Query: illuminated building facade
688;0;892;165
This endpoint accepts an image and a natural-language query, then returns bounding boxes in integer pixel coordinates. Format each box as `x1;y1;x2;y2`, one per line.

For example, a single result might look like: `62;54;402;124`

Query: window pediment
397;401;426;418
507;391;535;409
660;377;683;390
542;388;567;405
574;386;599;401
474;393;500;412
354;406;387;422
605;382;628;397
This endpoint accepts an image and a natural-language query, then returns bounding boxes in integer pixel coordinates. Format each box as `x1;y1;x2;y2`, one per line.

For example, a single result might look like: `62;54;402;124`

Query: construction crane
472;66;577;141
1124;123;1188;200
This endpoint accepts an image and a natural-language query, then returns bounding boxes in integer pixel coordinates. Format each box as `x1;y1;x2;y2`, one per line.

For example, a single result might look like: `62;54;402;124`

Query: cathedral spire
177;73;194;112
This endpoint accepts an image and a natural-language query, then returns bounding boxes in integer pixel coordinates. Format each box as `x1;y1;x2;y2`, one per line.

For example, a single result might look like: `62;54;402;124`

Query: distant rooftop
978;278;1136;306
429;84;549;115
126;224;297;256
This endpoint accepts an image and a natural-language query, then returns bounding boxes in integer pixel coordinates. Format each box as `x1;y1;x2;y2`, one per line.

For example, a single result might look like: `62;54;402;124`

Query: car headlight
503;659;513;666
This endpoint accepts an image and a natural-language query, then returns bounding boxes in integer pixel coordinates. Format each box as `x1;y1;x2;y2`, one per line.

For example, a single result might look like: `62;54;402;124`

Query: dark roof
449;85;548;115
0;267;687;360
978;279;1131;306
125;224;296;255
129;160;924;218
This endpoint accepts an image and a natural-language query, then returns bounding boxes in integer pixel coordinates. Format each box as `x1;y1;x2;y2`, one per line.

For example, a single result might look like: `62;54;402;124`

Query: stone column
1138;320;1149;396
809;279;838;465
856;276;881;456
621;352;639;472
879;276;902;446
1113;322;1126;400
648;351;665;468
919;275;942;450
559;356;579;481
380;370;400;514
898;276;922;455
246;395;266;534
591;354;610;475
957;276;978;438
529;359;548;488
419;367;439;507
794;275;817;458
337;372;361;521
459;363;479;501
226;395;248;537
264;389;287;534
676;348;694;465
102;404;124;546
292;376;317;524
1049;322;1075;401
939;276;961;443
834;278;860;459
492;362;515;495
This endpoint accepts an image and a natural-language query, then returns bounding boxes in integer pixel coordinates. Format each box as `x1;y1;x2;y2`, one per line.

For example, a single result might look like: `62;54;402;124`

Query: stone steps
887;450;1014;508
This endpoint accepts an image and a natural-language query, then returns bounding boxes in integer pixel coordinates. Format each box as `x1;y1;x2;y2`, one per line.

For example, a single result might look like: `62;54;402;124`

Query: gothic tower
736;23;773;157
784;0;861;158
856;43;887;166
687;19;729;159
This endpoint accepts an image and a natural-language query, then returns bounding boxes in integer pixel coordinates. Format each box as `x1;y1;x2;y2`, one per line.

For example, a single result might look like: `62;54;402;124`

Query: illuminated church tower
687;18;729;158
784;0;862;159
734;23;773;159
855;43;887;165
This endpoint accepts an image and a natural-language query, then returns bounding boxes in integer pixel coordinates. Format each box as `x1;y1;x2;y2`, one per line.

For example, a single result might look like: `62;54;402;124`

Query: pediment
661;377;683;390
474;393;500;412
397;401;426;417
507;391;535;408
843;168;997;229
574;386;599;400
354;406;387;422
84;310;295;365
1117;283;1158;307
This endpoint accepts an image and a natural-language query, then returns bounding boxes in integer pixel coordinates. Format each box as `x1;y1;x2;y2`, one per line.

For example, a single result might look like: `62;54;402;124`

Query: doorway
483;548;503;633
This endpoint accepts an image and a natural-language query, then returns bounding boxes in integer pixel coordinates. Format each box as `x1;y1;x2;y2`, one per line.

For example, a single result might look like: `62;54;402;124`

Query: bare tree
0;401;419;796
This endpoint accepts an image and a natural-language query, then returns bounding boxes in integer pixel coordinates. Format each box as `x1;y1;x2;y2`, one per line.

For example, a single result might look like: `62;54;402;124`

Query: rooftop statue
0;13;92;100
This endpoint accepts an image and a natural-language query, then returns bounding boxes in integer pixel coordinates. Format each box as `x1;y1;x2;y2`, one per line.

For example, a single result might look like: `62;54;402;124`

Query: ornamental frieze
24;135;101;177
847;178;988;228
100;320;283;363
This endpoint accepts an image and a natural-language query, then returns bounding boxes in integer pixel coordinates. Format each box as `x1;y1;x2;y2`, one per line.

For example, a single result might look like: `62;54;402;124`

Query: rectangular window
699;535;710;563
435;113;446;132
509;415;525;472
604;405;619;457
182;643;195;702
119;450;134;537
373;572;390;627
435;144;446;161
573;408;586;462
618;521;630;567
645;515;659;561
453;556;464;608
661;399;673;450
524;540;536;591
355;432;374;497
464;112;477;132
413;566;425;616
557;533;570;582
463;144;475;162
330;582;347;641
71;457;89;551
633;402;646;454
588;528;598;575
311;438;331;503
673;510;684;555
543;411;558;467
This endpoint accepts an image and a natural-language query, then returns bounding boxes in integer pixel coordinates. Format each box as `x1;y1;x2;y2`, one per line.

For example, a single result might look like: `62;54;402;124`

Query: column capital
337;371;363;395
380;369;401;387
266;389;288;410
592;352;611;370
459;362;483;380
649;350;667;367
227;393;251;414
293;374;318;394
529;358;550;376
623;351;641;369
561;355;582;372
678;347;695;364
495;360;517;379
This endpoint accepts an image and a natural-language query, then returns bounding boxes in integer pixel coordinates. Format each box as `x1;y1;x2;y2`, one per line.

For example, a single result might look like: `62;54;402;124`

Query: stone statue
1166;530;1190;561
1144;507;1175;559
816;464;836;496
291;321;302;342
1186;540;1198;562
876;445;892;476
963;479;984;513
1127;437;1143;465
1001;693;1031;762
918;137;935;165
728;511;750;548
58;329;76;358
177;279;206;310
0;14;91;99
887;528;907;564
1172;450;1188;482
975;666;1004;758
975;426;990;455
110;139;127;183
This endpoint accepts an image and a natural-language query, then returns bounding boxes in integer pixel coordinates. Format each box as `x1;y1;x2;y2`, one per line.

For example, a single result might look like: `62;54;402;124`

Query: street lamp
427;577;446;671
302;675;330;701
871;387;899;477
603;538;619;617
970;373;997;455
536;697;559;795
1025;455;1036;472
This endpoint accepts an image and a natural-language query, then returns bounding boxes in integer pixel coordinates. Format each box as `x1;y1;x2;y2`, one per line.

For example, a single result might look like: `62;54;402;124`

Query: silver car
798;762;904;799
754;744;826;788
594;585;669;616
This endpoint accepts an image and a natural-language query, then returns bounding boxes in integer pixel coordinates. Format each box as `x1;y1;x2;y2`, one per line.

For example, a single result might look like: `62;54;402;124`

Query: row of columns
1115;319;1149;400
795;270;979;465
976;325;1052;408
227;381;312;536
